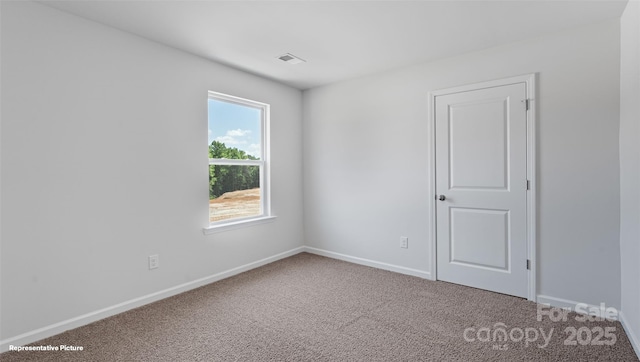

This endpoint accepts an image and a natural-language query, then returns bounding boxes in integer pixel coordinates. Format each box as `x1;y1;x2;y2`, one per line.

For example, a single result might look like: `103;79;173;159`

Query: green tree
209;141;260;199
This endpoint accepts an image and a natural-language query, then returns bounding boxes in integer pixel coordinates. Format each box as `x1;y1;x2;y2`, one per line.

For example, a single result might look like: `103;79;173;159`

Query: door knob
438;195;446;201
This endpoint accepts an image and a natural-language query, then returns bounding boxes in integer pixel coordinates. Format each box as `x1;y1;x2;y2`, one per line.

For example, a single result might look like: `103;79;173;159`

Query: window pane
208;99;261;160
209;165;261;222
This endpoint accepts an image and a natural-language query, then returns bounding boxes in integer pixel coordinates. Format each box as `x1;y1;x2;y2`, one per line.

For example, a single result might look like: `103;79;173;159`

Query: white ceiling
40;0;627;90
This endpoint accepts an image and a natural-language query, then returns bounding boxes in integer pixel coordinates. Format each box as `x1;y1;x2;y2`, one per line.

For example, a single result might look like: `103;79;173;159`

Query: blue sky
208;99;261;158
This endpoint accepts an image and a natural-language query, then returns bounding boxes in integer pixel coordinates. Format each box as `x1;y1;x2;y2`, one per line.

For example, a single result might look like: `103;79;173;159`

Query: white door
435;82;528;298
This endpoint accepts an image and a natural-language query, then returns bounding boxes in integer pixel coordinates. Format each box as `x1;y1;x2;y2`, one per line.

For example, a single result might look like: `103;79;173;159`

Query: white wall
303;20;621;308
620;0;640;353
0;1;303;343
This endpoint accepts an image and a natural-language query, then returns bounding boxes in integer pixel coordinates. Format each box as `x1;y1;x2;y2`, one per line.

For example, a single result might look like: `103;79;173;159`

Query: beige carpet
1;253;637;361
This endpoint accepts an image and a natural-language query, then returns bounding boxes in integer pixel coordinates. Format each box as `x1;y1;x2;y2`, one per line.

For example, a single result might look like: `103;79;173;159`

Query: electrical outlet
401;236;408;249
149;254;159;270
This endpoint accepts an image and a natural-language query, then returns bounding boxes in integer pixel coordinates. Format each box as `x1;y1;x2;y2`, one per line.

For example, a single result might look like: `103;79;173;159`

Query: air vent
278;53;306;65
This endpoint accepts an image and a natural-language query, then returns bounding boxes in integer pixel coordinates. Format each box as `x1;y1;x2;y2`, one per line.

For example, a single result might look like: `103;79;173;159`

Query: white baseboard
0;246;305;353
302;246;432;280
619;311;640;360
9;246;635;358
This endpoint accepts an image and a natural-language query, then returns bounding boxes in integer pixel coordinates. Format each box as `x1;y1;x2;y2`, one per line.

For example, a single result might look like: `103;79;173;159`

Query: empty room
1;0;640;361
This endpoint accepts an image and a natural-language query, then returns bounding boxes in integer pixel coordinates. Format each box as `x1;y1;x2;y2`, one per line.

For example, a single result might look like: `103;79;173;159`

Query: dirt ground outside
209;188;261;222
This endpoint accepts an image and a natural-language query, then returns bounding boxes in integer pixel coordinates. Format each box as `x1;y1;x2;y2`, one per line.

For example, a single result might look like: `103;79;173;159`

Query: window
205;91;271;231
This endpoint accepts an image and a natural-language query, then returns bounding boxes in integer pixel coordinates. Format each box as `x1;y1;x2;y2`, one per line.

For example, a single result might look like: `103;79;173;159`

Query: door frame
427;74;537;302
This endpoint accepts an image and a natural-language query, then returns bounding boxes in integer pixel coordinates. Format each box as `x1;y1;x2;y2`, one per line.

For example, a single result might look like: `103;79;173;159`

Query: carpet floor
1;252;637;361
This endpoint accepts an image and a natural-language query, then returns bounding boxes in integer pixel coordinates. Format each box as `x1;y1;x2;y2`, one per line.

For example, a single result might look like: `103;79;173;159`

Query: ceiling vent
278;53;306;65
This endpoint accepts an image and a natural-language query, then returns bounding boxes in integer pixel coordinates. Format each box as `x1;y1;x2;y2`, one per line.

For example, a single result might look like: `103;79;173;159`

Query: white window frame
203;91;274;234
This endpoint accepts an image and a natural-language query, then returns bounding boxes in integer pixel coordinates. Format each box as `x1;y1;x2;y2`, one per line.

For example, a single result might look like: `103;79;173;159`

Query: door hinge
526;180;530;190
526;259;531;270
522;99;530;111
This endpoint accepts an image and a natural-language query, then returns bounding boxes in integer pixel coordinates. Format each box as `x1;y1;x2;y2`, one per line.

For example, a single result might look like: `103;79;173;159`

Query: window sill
202;216;277;235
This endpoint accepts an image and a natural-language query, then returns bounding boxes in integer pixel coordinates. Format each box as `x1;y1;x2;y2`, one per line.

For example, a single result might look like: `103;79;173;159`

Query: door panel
435;82;528;298
450;207;509;271
449;99;508;190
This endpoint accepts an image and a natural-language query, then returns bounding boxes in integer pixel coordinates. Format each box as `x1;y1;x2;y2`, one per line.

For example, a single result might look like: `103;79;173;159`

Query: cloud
215;135;242;145
215;129;252;146
227;129;251;137
214;129;259;157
